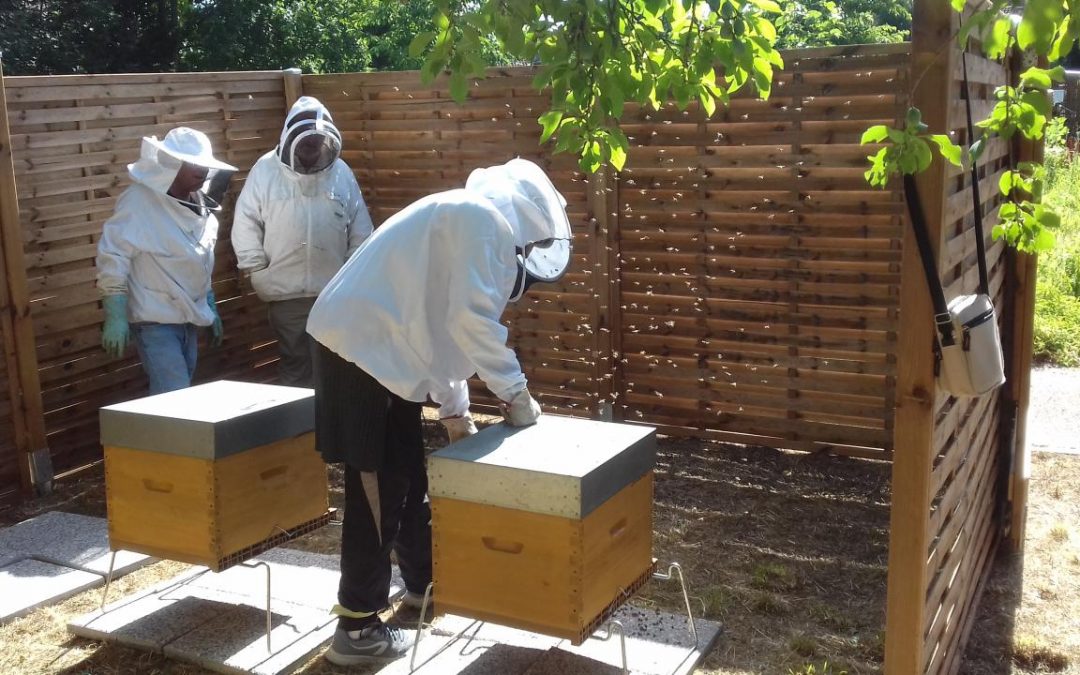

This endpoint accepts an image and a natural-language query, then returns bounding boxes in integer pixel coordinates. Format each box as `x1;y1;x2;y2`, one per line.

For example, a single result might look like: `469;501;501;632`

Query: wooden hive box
428;415;656;644
100;381;329;571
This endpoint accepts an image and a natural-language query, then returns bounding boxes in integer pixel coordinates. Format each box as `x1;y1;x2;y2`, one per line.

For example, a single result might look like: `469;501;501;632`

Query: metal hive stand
408;560;698;675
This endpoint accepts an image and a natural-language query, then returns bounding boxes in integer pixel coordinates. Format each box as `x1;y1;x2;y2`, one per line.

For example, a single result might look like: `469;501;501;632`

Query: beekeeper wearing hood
231;97;373;387
96;127;236;395
306;158;571;665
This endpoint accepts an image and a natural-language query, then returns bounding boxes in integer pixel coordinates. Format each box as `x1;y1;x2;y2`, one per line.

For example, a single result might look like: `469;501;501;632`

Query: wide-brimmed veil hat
143;127;236;172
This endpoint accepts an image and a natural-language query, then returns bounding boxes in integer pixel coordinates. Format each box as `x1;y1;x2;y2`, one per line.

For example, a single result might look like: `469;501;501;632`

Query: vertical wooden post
587;166;622;420
884;2;956;673
283;68;303;112
0;59;51;495
1006;122;1043;551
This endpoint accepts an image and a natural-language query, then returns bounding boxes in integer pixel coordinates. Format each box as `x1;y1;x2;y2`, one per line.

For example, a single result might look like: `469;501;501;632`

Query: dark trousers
339;439;432;629
266;297;316;387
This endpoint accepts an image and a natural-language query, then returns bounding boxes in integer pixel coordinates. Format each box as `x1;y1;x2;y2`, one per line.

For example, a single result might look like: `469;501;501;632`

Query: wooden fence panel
3;70;286;475
615;43;909;457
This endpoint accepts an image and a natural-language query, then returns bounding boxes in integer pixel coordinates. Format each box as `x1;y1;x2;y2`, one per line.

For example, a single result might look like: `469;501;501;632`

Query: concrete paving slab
0;558;102;622
0;511;149;575
69;549;357;675
184;548;404;610
378;605;719;675
375;629;546;675
163;599;333;674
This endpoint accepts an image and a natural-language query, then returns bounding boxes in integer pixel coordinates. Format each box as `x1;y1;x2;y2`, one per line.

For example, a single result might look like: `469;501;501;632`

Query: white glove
501;388;541;427
441;414;478;443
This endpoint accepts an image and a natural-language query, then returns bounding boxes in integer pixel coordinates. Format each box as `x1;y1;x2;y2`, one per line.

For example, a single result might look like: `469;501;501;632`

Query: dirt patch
961;451;1080;675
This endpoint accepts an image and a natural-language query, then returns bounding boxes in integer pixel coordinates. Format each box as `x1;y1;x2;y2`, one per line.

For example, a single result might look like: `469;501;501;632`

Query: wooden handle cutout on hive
142;478;173;494
259;465;289;488
609;517;628;539
481;536;524;555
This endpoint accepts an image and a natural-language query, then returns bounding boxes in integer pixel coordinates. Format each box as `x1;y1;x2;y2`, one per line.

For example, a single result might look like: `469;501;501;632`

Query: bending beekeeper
96;127;235;395
232;96;373;386
306;157;572;664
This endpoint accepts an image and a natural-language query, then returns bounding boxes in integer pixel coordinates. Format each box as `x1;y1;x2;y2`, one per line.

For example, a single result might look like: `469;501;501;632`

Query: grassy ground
1036;149;1080;367
0;412;1076;674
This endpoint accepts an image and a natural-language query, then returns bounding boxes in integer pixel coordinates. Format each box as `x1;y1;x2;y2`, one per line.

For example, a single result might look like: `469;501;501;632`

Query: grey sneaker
324;622;415;665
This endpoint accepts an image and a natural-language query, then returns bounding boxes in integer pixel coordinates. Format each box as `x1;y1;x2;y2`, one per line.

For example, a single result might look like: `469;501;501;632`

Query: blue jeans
132;323;198;395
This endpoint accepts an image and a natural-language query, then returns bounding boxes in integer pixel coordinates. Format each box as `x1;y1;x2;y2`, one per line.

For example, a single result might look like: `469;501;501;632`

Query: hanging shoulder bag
901;53;1006;397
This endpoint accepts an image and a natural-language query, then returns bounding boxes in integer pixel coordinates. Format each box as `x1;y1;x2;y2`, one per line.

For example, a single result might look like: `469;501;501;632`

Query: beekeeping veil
277;96;342;175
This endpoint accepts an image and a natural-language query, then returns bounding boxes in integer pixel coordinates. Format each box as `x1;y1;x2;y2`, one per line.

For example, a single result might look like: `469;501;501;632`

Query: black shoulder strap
903;174;957;347
960;50;992;296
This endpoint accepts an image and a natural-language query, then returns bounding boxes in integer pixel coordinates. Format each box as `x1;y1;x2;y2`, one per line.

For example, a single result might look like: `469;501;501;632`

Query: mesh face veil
278;113;342;175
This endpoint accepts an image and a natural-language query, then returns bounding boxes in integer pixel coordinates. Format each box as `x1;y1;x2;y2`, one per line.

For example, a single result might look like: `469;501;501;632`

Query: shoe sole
324;648;408;666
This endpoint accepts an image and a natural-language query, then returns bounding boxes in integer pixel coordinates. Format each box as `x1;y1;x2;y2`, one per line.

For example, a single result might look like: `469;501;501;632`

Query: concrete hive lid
99;380;315;459
428;414;656;518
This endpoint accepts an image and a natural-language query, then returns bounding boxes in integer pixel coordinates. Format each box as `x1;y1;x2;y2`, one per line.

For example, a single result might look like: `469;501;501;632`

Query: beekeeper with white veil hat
232;96;372;387
305;157;571;665
96;126;236;395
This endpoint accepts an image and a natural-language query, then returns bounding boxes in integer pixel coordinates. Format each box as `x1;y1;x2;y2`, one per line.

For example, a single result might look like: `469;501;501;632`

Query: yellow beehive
101;381;329;571
428;415;656;644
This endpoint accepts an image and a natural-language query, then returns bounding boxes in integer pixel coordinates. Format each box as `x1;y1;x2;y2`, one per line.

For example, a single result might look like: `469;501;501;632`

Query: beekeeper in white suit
232;96;373;386
306;158;571;665
96;127;236;395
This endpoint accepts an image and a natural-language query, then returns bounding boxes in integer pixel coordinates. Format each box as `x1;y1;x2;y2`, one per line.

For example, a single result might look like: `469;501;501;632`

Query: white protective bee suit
232;97;373;300
307;157;572;430
231;96;373;386
97;134;228;325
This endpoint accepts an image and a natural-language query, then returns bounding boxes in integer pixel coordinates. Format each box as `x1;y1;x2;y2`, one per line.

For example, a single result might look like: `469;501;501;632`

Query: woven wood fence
0;70;287;492
0;17;1037;672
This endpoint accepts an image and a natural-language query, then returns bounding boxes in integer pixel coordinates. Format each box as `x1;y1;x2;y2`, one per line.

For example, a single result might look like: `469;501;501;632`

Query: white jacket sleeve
96;192;138;296
231;169;269;272
430;379;471;418
445;233;528;403
346;179;374;258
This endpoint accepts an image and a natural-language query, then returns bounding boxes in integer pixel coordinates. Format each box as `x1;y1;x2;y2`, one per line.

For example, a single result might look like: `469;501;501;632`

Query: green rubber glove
101;294;130;358
207;290;224;347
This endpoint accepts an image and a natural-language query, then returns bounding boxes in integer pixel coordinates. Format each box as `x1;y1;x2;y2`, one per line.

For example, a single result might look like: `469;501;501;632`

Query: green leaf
950;0;966;10
538;110;563;144
1018;0;1065;55
699;90;717;117
1020;67;1054;89
1033;226;1056;251
449;70;468;103
930;134;963;166
861;125;890;144
409;31;437;58
608;140;628;171
913;139;933;172
984;18;1013;60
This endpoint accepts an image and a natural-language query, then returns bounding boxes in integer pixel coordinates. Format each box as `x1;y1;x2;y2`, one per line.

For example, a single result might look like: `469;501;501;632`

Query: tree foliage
416;0;785;173
861;0;1070;253
775;0;911;49
0;0;506;76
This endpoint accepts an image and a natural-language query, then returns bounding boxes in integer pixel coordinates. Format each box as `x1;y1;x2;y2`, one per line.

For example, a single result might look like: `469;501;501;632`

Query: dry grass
961;451;1080;674
2;419;1075;675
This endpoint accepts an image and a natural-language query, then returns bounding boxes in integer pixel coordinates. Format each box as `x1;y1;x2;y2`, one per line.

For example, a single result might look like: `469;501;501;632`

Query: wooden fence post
283;68;303;112
0;58;51;495
884;1;956;672
1005;93;1043;550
